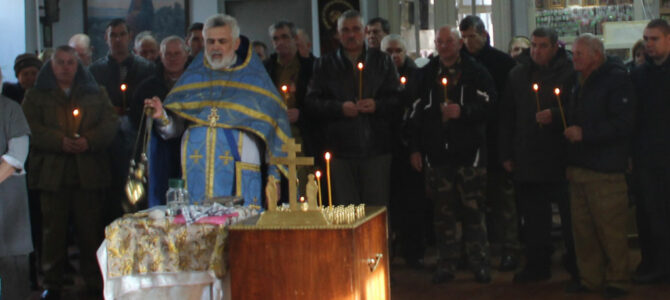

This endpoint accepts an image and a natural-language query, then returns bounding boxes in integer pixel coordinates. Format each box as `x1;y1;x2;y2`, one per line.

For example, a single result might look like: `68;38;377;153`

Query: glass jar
166;178;190;216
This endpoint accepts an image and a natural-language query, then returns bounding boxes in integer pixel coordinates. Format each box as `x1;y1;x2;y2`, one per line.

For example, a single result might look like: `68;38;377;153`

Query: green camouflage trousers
486;169;520;254
426;165;490;272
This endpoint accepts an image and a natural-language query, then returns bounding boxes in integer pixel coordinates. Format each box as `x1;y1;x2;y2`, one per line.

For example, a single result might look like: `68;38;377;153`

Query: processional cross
269;138;314;211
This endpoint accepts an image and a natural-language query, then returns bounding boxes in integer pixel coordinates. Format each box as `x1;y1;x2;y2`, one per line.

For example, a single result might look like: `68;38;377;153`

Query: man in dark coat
89;18;154;222
264;20;316;197
2;53;43;104
305;10;399;207
499;27;578;282
132;36;189;207
459;15;520;271
630;18;670;284
22;45;118;300
565;34;635;298
408;25;496;284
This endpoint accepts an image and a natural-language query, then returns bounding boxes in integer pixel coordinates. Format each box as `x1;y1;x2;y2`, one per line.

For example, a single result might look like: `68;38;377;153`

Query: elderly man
186;22;204;57
1;53;42;104
264;21;316;196
631;19;670;284
295;28;315;59
305;10;399;207
89;18;154;222
499;27;578;283
68;33;93;67
407;26;495;284
459;15;520;271
365;17;390;49
144;14;290;207
0;68;33;300
134;31;160;63
563;33;635;298
22;45;118;300
131;36;189;207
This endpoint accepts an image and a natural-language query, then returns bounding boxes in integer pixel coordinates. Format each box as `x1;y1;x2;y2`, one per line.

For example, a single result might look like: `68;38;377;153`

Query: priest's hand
144;96;164;119
536;109;553;125
502;160;514;173
342;101;359;118
287;108;300;123
564;125;583;143
441;103;461;121
410;152;423;172
357;98;376;113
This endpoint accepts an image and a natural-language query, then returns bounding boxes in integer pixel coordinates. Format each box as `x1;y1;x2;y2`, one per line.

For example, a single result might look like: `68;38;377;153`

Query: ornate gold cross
208;107;219;127
189;149;204;164
269;138;314;211
219;151;234;165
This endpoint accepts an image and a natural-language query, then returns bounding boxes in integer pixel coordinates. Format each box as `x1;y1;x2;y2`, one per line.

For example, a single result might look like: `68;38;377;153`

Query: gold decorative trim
206;126;218;198
167;80;285;110
235;161;261;197
229;206;387;230
181;130;190;186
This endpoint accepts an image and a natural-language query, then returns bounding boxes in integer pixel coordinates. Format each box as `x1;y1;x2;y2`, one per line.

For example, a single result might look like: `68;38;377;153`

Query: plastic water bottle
166;178;190;216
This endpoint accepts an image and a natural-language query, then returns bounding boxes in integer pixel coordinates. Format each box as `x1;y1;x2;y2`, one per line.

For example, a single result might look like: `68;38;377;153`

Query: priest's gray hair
203;14;240;40
160;35;188;54
380;34;407;52
574;33;604;57
337;10;364;31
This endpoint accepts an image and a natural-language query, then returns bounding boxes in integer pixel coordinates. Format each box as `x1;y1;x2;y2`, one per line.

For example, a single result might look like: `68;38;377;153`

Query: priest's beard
205;50;237;70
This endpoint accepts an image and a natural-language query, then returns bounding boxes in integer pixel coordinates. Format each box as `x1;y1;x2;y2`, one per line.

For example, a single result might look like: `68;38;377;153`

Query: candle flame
315;170;322;178
400;76;407;84
73;108;80;117
281;85;288;93
300;196;305;203
533;83;539;91
325;152;331;160
120;83;127;92
554;88;561;95
441;77;448;86
357;62;364;70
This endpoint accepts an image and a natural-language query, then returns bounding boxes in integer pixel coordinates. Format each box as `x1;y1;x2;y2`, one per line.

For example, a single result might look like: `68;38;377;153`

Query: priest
144;14;290;207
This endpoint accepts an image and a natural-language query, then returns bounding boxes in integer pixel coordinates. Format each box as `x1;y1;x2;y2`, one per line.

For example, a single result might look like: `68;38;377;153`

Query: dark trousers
41;188;104;291
486;169;519;255
390;152;427;262
635;166;670;274
331;154;391;207
516;181;577;276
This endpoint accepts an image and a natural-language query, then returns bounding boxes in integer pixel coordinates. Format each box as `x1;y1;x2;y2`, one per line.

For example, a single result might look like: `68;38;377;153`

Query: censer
125;107;154;206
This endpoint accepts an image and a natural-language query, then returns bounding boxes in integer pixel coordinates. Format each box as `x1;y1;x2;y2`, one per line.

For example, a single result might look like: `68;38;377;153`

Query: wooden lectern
227;206;390;300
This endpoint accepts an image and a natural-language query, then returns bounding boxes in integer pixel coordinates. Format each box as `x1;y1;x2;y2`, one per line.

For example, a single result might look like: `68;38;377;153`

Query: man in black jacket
630;18;670;284
305;10;399;207
565;34;635;298
89;18;155;223
264;21;316;196
460;15;520;271
408;25;495;284
499;27;578;282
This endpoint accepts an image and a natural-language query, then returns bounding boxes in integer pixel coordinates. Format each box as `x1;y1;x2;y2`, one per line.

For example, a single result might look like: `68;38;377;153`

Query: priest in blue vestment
144;14;290;208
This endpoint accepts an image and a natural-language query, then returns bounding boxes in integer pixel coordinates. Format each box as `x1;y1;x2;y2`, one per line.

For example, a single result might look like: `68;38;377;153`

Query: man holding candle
407;25;495;284
264;20;316;197
89;18;155;223
499;27;578;283
563;33;635;298
22;45;118;299
459;15;520;271
630;19;670;284
305;10;399;208
365;17;390;49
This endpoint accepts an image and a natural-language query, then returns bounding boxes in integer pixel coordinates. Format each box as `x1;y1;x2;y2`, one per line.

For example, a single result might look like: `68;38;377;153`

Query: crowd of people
1;10;669;300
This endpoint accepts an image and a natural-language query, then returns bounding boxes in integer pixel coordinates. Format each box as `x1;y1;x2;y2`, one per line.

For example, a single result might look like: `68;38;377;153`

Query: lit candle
72;108;82;138
325;152;333;209
554;88;567;129
533;83;542;128
400;76;407;85
120;83;128;113
315;170;323;208
357;62;364;101
441;77;448;104
280;84;289;101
